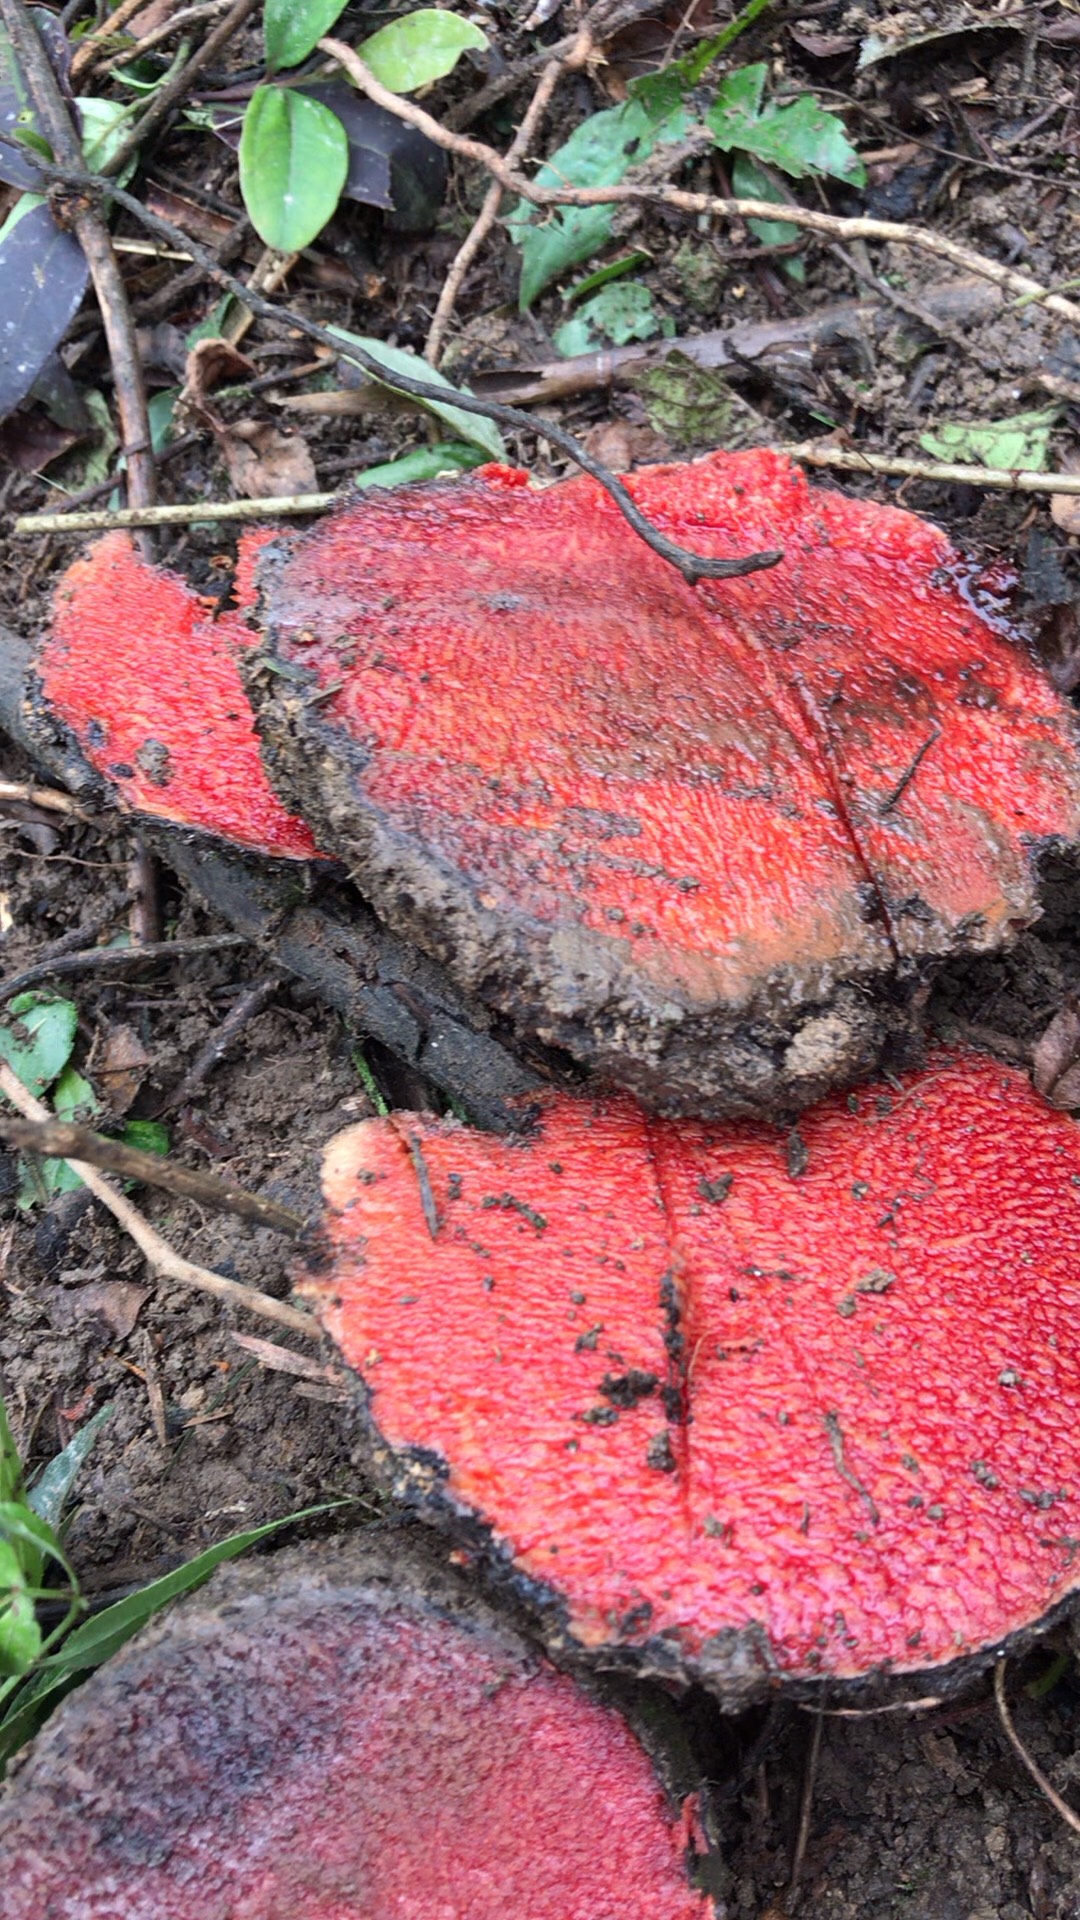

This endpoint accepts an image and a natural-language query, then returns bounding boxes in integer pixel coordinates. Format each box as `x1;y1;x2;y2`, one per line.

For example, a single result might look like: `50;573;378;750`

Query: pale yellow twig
14;494;337;536
782;444;1080;495
0;781;90;817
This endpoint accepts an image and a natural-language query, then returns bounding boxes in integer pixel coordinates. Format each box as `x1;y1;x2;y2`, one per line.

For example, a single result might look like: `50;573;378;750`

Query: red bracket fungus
302;1048;1080;1705
38;530;321;861
23;450;1080;1116
250;449;1080;1114
0;1533;715;1920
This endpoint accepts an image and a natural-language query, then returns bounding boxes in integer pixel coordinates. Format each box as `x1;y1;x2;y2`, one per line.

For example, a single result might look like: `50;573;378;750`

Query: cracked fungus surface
256;449;1080;1013
41;532;321;860
307;1049;1080;1694
0;1568;711;1920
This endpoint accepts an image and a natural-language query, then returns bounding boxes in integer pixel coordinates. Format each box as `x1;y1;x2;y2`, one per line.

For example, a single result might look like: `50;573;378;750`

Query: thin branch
0;1061;315;1338
15;494;340;535
994;1659;1080;1838
781;443;1080;494
446;0;670;129
0;931;247;1001
101;0;236;71
0;779;90;817
425;34;587;367
319;39;1080;329
789;1705;824;1895
1;1115;305;1237
0;0;156;528
164;974;282;1110
69;0;147;76
15;167;784;587
100;0;260;183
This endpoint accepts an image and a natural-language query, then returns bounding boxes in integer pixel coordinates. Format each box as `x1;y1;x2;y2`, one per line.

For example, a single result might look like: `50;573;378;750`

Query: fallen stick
781;445;1080;495
0;1115;305;1237
469;276;1004;406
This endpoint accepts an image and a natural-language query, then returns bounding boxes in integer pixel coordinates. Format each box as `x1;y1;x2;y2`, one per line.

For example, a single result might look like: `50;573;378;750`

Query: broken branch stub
302;1050;1080;1705
0;1532;716;1919
250;450;1080;1116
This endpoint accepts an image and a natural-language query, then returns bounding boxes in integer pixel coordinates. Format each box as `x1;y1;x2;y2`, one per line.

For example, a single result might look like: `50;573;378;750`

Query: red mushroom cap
304;1048;1080;1702
0;1533;714;1919
249;450;1080;1111
40;531;321;860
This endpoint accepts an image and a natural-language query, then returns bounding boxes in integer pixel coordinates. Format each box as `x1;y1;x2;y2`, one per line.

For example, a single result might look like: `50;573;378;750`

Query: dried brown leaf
217;419;318;500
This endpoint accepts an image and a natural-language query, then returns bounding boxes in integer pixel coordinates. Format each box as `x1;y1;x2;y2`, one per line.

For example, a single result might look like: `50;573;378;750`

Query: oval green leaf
264;0;349;73
329;326;506;461
238;87;348;251
357;8;487;94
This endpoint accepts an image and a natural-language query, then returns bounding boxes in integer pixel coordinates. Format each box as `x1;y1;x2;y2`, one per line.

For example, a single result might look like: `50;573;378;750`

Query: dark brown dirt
3;1;1080;1913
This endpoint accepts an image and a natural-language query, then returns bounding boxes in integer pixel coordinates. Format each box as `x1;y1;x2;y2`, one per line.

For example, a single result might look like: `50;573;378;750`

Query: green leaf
918;409;1059;472
0;993;77;1098
78;97;138;183
507;91;690;310
238;86;349;251
553;280;668;356
355;441;486;489
630;351;748;450
565;250;651;305
731;152;800;247
709;61;767;125
706;64;864;184
0;1503;74;1593
264;0;349;73
0;1542;40;1679
185;294;246;348
328;327;506;461
120;1118;170;1155
0;1402;24;1508
26;1403;113;1540
357;9;487;94
16;1063;98;1205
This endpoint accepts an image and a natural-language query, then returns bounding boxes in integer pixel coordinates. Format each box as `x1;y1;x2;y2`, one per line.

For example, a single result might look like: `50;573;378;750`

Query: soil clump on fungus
3;0;1080;1912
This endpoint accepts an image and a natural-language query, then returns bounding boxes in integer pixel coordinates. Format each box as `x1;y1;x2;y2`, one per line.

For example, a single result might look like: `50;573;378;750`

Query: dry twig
425;31;591;367
0;780;90;818
782;444;1080;495
0;931;247;1002
17;447;1080;540
14;493;340;535
994;1659;1080;1838
320;40;1080;328
0;1061;315;1338
100;0;260;184
69;0;147;76
0;1115;305;1237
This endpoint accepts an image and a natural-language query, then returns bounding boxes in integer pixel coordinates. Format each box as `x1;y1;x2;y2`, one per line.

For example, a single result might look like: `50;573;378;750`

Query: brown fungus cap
302;1049;1080;1706
249;449;1080;1114
0;1532;715;1920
